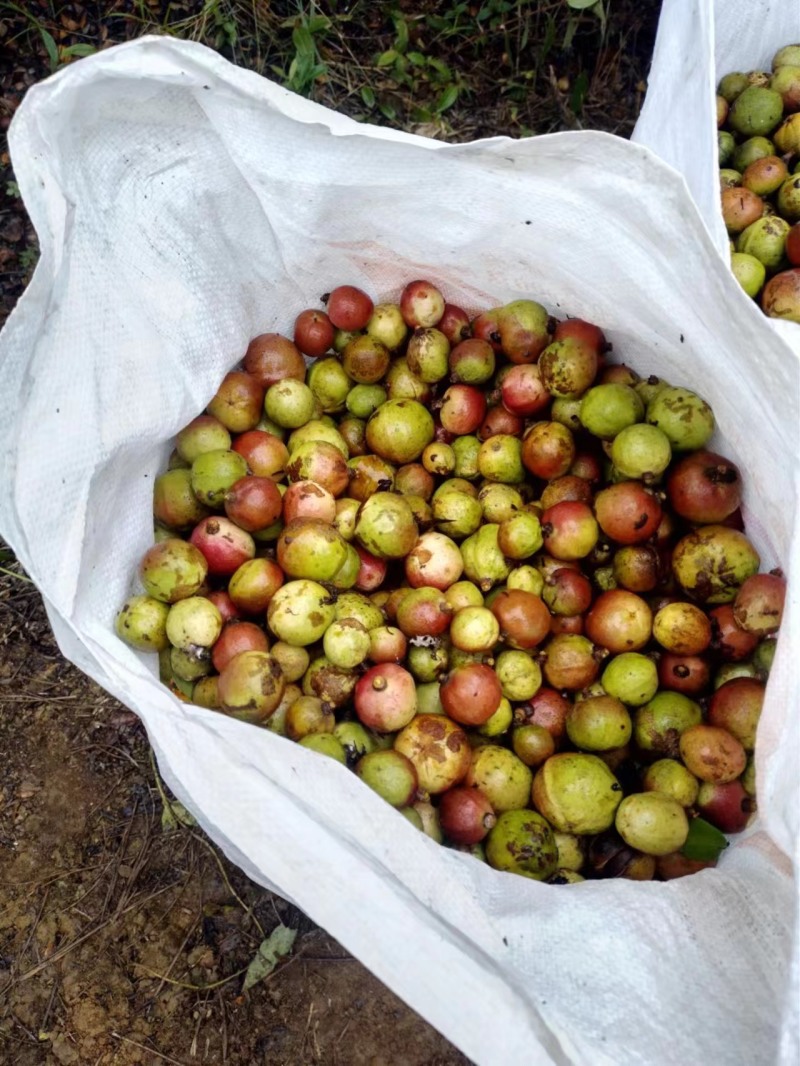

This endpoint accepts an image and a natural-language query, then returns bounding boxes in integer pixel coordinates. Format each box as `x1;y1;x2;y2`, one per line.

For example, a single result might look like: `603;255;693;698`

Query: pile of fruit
115;279;784;884
717;42;800;319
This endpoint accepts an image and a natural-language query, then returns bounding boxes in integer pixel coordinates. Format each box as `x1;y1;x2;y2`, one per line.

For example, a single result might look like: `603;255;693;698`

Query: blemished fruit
716;46;800;317
117;273;782;888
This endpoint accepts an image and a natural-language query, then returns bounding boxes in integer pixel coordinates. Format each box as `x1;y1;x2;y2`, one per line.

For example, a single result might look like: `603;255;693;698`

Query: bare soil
0;3;661;1063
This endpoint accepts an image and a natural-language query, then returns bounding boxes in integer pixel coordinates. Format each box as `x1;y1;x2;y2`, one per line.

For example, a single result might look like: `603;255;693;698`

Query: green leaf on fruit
681;817;729;862
242;925;297;992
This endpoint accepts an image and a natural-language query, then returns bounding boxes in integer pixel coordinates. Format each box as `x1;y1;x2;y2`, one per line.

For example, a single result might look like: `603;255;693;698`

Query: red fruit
696;779;752;834
709;605;759;661
542;568;593;616
666;451;742;524
584;589;652;653
212;621;270;673
326;285;374;330
526;688;571;740
354;663;417;732
521;422;576;480
232;430;289;479
478;404;524;440
396;587;453;638
733;573;786;635
550;614;584;635
500;364;551;417
281;480;336;524
243;333;306;387
762;268;800;322
490;589;551;649
569;451;603;483
228;557;284;614
439;787;496;844
541;501;599;560
368;626;407;663
354;545;388;591
553;318;607;353
293;308;334;358
224;476;283;531
708;678;765;751
594;482;663;545
540;475;594;510
787;222;800;266
206;371;265;433
657;653;711;696
439;385;487;435
471;309;503;352
440;663;502;726
400;280;445;328
206;590;243;623
190;517;256;577
438;303;472;345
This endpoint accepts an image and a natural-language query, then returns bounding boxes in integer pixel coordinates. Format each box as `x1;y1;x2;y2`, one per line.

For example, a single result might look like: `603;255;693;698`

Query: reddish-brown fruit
232;430;289;479
400;280;445;328
657;653;711;696
666;451;742;524
212;621;270;673
224;476;283;531
584;590;653;653
439;384;487;436
521;422;576;480
553;318;607;353
709;605;759;661
500;364;551;417
293;308;335;358
478;404;524;440
326;285;374;330
441;663;503;726
525;688;571;740
228;557;284;614
206;372;265;433
594;482;663;545
490;589;551;650
206;590;243;624
540;476;594;510
244;333;306;387
190;517;256;577
439;787;496;844
438;303;472;345
354;663;417;732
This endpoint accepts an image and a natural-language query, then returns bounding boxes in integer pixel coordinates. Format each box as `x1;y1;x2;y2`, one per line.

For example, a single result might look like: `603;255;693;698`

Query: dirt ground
0;3;662;1063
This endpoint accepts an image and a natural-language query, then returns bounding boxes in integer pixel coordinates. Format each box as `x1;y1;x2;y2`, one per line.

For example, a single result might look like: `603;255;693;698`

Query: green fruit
190;449;248;507
478;696;513;737
485;810;557;881
642;759;699;807
346;384;388;419
610;424;672;481
615;793;689;856
278;519;347;581
497;511;543;559
452;435;481;480
265;379;315;429
356;750;419;806
298;733;348;763
718;71;749;102
366;303;408;351
355;492;419;559
532;753;623;834
728;86;784;137
718;131;735;166
732;137;775;175
773;45;800;70
777;174;800;221
334;721;376;764
139;539;208;604
579;384;644;439
166;596;222;650
634;692;703;757
719;169;742;190
323;618;371;669
267;579;336;645
774;113;800;154
736;215;791;272
602;653;658;706
460;524;511;592
366;400;435;464
115;595;170;651
407;642;449;682
287;419;349;457
566;695;632;752
415;682;445;716
494;649;542;701
170;645;212;682
335;592;384;631
645;387;715;452
406;328;450;383
478;483;524;523
153;468;211;529
477;435;525;484
553;832;585;872
466;745;532;811
731;252;767;297
672;526;760;604
306;357;352;412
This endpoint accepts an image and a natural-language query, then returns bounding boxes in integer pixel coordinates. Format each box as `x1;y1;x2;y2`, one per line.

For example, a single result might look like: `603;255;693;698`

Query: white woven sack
1;37;798;1066
632;0;800;357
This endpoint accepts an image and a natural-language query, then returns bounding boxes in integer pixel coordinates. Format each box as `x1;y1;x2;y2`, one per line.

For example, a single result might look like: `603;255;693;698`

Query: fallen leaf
242;925;297;992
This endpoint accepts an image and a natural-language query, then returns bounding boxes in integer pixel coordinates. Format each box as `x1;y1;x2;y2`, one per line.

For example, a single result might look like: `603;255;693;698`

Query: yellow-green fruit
642;759;700;807
615;793;689;856
485;810;557;881
728;85;784;137
731;252;767;297
466;745;533;812
554;831;585;872
298;734;347;763
115;595;170;652
532;753;623;834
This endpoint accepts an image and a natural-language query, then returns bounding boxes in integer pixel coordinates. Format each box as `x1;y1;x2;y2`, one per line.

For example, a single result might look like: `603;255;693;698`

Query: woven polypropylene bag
632;0;800;357
1;37;798;1066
